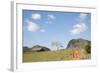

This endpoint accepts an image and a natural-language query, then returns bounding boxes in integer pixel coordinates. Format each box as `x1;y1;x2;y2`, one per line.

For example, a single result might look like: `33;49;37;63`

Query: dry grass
23;49;91;62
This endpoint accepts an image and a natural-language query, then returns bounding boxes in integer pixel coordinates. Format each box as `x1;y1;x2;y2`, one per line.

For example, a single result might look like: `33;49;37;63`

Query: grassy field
23;49;91;62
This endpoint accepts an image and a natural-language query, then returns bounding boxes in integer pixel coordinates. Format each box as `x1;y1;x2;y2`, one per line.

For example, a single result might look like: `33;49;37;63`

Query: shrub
85;44;91;54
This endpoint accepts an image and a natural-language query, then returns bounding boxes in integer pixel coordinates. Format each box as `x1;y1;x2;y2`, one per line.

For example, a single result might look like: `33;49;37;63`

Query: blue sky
23;10;91;50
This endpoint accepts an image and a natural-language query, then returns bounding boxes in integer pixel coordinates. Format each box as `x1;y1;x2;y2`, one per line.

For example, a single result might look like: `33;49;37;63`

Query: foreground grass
23;49;91;62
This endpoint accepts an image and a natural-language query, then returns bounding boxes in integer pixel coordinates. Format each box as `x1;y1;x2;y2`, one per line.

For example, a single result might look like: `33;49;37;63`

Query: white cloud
40;29;45;32
70;13;88;35
48;14;56;20
79;13;88;20
31;13;41;20
46;14;56;24
70;23;87;35
27;21;40;32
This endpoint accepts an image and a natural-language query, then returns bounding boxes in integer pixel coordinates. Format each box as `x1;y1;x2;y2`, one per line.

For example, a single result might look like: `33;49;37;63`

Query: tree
51;41;63;50
85;44;91;54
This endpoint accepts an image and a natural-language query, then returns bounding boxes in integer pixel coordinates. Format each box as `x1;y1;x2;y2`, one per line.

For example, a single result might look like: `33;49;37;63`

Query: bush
85;44;91;54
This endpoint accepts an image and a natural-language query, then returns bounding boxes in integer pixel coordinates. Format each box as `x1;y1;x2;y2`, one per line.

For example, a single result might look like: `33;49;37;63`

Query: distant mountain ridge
23;38;91;52
31;45;50;52
67;38;91;49
23;45;50;52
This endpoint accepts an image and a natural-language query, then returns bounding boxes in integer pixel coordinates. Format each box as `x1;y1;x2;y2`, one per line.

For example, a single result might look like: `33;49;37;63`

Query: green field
23;49;91;62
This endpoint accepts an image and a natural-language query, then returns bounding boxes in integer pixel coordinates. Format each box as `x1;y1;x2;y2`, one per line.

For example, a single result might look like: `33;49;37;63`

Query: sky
22;10;91;50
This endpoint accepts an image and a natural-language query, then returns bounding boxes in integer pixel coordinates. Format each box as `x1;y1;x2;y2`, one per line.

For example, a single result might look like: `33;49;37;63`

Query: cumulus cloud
27;21;40;32
70;23;87;34
31;13;41;20
26;20;46;33
70;13;88;35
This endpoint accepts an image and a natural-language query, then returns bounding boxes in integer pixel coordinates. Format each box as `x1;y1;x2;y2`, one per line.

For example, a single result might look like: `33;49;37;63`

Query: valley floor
23;49;91;62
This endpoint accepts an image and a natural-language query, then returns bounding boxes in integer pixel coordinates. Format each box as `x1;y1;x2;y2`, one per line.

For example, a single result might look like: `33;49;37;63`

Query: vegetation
23;49;91;62
23;38;91;62
23;46;31;52
85;44;91;54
